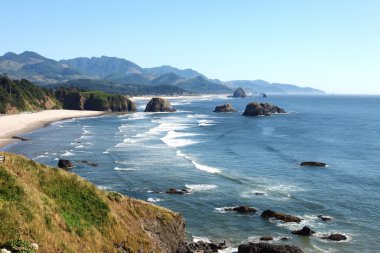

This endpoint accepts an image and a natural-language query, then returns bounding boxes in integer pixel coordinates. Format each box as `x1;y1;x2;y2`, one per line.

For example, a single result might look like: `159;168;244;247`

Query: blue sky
1;0;379;94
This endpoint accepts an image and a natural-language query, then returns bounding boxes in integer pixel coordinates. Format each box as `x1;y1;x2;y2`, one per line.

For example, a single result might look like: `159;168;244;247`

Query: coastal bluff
0;152;184;253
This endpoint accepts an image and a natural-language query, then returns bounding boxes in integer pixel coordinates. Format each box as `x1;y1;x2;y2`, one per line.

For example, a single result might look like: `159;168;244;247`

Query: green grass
0;167;25;202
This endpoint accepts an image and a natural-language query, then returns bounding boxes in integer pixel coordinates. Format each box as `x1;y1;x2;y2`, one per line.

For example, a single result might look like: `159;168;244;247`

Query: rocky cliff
145;97;176;112
0;152;185;253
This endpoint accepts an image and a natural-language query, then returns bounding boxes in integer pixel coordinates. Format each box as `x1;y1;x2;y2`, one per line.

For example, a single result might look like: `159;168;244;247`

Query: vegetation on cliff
0;152;185;253
0;75;60;114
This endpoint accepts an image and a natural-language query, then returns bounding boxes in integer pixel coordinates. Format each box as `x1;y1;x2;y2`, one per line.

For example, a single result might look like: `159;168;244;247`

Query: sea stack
144;97;176;112
213;103;237;113
243;102;286;116
232;87;247;98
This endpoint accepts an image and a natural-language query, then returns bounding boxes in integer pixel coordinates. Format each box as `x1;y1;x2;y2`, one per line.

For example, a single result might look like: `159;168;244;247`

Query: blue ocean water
3;95;380;253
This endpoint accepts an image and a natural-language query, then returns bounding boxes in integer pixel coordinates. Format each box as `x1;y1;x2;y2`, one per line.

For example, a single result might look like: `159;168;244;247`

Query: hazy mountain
104;72;151;85
60;56;143;78
150;73;185;86
227;80;325;94
144;65;202;79
177;76;232;94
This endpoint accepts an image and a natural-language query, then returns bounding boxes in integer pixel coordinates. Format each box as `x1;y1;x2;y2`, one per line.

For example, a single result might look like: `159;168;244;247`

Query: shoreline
0;110;106;148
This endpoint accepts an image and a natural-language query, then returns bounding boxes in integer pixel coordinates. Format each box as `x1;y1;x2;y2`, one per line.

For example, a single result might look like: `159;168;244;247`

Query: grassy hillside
0;152;185;253
0;75;61;114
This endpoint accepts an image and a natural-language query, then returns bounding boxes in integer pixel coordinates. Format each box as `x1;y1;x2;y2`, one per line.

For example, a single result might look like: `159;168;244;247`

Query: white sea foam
218;247;238;253
61;151;75;157
198;119;216;126
192;236;211;243
161;131;201;147
176;151;222;174
147;198;163;203
214;207;236;214
186;114;209;119
185;184;218;192
33;155;48;160
114;167;139;171
97;185;112;190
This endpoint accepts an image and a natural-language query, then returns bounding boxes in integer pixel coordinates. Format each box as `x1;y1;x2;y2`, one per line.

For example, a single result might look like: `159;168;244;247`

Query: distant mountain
144;65;202;79
227;80;325;94
60;56;143;78
0;51;325;95
177;76;232;94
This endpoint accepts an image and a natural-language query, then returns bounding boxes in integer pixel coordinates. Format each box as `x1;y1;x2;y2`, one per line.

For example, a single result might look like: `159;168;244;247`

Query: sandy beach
0;110;105;148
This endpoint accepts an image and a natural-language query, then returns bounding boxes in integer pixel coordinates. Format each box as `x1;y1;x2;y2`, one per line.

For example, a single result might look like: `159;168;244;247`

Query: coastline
0;109;106;148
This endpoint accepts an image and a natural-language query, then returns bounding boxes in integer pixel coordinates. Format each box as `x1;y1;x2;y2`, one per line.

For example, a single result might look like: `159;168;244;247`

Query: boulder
213;103;237;113
261;209;301;223
144;97;176;112
58;159;73;169
232;87;247;98
321;233;347;241
178;241;228;253
166;188;188;194
243;102;286;116
259;236;273;241
224;206;257;214
291;226;315;236
317;215;333;221
300;161;327;167
238;243;303;253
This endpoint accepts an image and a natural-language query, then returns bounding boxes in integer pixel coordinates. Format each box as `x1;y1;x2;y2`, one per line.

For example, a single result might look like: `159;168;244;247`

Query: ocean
2;95;380;253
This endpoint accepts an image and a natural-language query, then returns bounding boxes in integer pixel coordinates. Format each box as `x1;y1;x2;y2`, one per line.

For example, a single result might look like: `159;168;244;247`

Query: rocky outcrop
261;209;301;223
321;233;347;241
291;226;315;236
58;159;73;169
11;136;30;141
238;243;303;253
317;215;332;221
213;103;237;113
232;87;247;98
243;102;286;116
300;161;327;167
224;206;257;214
145;97;176;112
259;236;273;241
166;188;188;194
177;241;228;253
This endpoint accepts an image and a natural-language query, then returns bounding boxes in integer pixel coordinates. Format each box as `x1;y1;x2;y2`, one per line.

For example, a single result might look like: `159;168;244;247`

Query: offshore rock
321;233;347;241
243;102;286;116
232;87;247;98
291;226;315;236
261;209;301;223
177;241;228;253
300;161;327;167
213;103;237;113
58;159;73;169
224;206;257;214
238;243;303;253
145;97;176;112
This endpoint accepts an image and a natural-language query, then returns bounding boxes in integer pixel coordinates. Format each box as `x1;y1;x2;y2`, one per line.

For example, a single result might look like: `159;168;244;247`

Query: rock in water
261;209;301;223
178;241;228;253
317;215;333;221
232;87;247;98
144;97;176;112
166;188;188;194
11;136;30;141
291;226;315;236
224;205;257;214
321;233;347;241
238;243;303;253
243;102;286;116
259;236;273;241
214;103;237;113
58;159;73;169
300;161;327;167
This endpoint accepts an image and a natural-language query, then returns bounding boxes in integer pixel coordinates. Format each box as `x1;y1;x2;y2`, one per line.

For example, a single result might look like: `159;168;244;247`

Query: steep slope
177;76;232;94
60;56;143;78
0;152;185;253
151;73;185;86
104;72;151;85
0;75;61;114
144;65;202;79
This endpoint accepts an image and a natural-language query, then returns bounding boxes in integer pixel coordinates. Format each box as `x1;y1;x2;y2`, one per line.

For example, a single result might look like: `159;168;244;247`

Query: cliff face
0;152;185;253
56;89;136;112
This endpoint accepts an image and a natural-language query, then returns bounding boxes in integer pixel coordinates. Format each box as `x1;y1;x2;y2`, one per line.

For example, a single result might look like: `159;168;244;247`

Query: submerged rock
232;87;247;98
321;233;347;241
300;161;327;167
11;136;30;141
78;160;98;167
213;103;237;113
144;97;176;112
224;205;257;214
178;241;228;253
259;236;273;241
291;226;315;236
238;243;303;253
58;159;73;169
261;209;301;223
243;102;286;116
166;188;188;195
317;215;333;221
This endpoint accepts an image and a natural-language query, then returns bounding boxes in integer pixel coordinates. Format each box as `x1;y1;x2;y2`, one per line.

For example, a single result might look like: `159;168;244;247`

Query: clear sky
1;0;379;94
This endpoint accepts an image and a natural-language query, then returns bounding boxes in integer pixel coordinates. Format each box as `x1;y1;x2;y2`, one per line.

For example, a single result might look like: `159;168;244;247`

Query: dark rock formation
300;161;327;167
11;136;30;141
261;209;301;223
281;237;289;241
254;192;265;196
243;102;286;116
238;243;303;253
260;236;273;241
58;159;73;169
177;241;228;253
321;233;347;241
213;103;237;113
317;215;332;221
224;206;257;214
232;87;247;98
145;97;176;112
166;188;188;194
78;160;98;167
291;226;315;236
